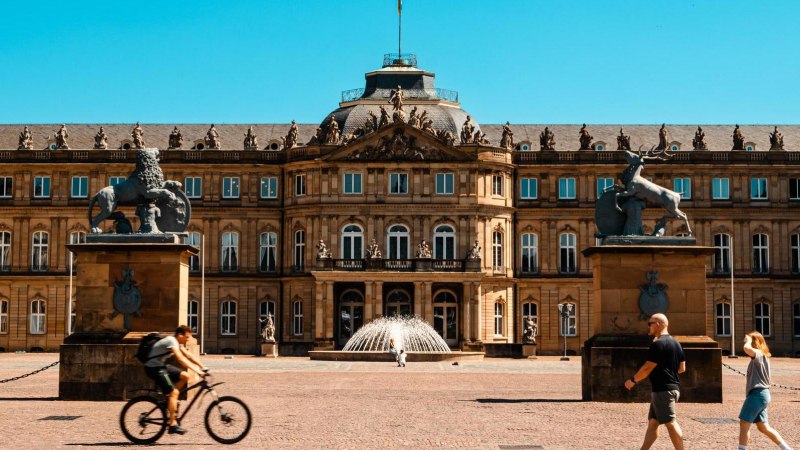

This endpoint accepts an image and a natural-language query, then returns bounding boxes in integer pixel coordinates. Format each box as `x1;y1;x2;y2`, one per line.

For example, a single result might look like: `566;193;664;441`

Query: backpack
135;333;164;363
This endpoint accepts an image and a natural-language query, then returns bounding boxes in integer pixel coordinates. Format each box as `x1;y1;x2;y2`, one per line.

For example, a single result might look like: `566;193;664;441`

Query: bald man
624;313;687;450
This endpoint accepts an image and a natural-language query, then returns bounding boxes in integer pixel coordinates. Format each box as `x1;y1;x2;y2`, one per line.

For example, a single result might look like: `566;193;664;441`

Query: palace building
1;54;799;356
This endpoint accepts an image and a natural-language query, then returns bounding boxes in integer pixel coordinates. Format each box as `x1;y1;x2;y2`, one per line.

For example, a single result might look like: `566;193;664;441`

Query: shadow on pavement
472;398;583;403
65;443;207;447
0;396;59;401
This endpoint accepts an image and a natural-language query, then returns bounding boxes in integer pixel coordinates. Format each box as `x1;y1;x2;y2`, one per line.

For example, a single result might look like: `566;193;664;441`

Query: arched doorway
337;289;364;347
433;291;458;346
385;289;412;317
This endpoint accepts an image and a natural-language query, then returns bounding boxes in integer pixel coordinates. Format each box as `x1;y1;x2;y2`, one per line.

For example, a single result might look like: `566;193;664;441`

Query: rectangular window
295;174;306;196
750;177;768;200
673;177;691;200
293;301;303;335
492;174;503;196
755;303;771;337
343;172;362;195
0;231;10;272
520;233;538;273
389;173;408;194
558;177;575;200
184;177;202;199
520;178;538;200
435;173;454;195
494;303;504;336
712;178;730;200
109;177;126;186
713;234;731;274
187;300;199;334
790;178;800;200
0;177;11;198
791;234;800;274
753;234;769;274
222;177;240;199
794;303;800;338
33;176;50;198
260;176;278;199
71;176;88;198
715;303;731;336
559;304;577;337
0;300;7;334
559;233;577;274
596;177;614;199
220;301;237;335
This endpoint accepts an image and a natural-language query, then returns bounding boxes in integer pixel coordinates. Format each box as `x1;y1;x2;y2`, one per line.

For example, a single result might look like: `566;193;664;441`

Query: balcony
315;258;481;272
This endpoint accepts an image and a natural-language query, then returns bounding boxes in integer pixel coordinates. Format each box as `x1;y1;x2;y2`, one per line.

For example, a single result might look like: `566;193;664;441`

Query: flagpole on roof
398;0;402;56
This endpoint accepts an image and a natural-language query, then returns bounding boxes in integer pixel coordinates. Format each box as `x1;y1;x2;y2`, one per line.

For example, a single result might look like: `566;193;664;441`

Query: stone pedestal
260;342;278;357
59;241;198;401
522;344;537;359
580;244;722;403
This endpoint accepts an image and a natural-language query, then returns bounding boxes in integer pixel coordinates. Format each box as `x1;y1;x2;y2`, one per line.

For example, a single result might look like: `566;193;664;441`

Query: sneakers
168;425;187;435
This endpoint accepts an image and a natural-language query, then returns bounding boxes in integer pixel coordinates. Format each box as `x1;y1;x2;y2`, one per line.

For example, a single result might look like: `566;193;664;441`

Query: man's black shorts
144;364;183;395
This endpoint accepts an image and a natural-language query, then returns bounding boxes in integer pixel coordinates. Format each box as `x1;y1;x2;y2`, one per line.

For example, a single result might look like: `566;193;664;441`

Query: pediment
322;123;475;162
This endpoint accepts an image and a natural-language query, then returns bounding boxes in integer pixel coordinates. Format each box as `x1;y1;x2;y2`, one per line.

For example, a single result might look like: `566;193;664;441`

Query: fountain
309;316;484;362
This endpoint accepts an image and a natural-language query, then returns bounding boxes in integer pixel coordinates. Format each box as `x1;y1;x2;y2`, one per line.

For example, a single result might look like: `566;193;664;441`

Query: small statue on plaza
416;240;432;258
578;123;595;150
55;124;70;149
500;121;514;150
617;128;631;151
656;124;669;150
94;126;108;149
769;126;784;150
283;120;298;150
522;317;538;344
692;126;707;150
408;106;421;128
732;124;745;150
461;116;475;144
467;240;481;260
316;240;332;259
367;238;382;259
243;126;259;150
539;127;555;151
168;126;184;149
205;124;221;149
260;314;275;343
18;126;33;150
131;122;146;149
325;115;340;144
378;106;390;128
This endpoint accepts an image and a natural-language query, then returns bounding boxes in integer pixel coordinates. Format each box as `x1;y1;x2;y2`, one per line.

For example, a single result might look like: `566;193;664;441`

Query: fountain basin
308;350;484;362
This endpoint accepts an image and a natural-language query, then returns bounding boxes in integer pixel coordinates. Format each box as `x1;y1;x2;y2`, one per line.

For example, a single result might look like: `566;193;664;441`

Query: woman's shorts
739;388;770;423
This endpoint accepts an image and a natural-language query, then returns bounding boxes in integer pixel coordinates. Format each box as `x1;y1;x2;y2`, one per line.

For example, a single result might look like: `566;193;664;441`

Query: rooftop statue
88;148;190;234
656;123;668;150
18;126;33;150
378;106;390;128
421;115;435;134
307;127;324;145
617;128;631;151
243;126;259;150
131;122;145;149
460;116;475;144
769;126;784;151
500;121;514;150
578;123;595;150
325;115;340;144
436;129;455;146
205;124;221;149
283;120;298;150
94;127;108;150
692;126;707;150
55;124;70;149
473;130;489;146
539;127;555;151
168;126;183;149
365;111;377;133
732;124;745;150
408;107;421;128
390;85;406;123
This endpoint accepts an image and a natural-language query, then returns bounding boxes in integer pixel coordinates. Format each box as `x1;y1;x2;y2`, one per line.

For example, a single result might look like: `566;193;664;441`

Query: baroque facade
1;55;799;356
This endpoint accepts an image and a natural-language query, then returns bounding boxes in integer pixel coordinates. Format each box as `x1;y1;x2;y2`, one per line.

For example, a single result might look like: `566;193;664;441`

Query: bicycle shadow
470;398;583;403
65;443;211;447
0;396;59;401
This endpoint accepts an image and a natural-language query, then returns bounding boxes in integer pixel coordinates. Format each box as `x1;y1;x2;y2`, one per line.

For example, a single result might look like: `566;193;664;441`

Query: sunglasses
648;322;658;326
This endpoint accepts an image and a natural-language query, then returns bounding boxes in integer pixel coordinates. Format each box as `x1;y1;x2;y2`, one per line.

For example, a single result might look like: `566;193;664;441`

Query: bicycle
119;371;252;444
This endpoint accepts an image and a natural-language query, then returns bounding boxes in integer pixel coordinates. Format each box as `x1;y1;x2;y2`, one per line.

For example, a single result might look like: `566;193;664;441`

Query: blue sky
1;0;798;125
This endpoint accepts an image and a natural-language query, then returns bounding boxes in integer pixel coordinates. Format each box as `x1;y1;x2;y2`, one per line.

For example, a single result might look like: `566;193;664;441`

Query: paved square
1;354;799;449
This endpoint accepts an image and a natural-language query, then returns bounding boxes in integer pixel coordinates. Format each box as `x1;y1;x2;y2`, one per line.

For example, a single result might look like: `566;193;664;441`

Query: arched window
387;225;409;259
221;232;239;272
31;231;48;272
791;234;800;274
30;298;46;334
294;230;305;271
494;302;504;336
259;232;277;272
184;232;201;272
187;297;199;333
754;302;771;337
492;231;503;272
752;234;769;274
559;232;577;274
559;302;577;337
713;234;731;274
0;231;11;272
385;289;411;317
715;302;731;336
0;299;8;334
220;299;237;335
433;225;456;259
522;302;538;329
293;300;303;335
341;225;364;259
520;233;538;274
69;231;86;273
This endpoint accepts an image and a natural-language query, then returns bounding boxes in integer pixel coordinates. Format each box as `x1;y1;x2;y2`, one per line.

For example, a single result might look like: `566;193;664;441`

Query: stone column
423;281;433;324
325;281;335;340
364;281;374;320
315;280;324;340
462;281;472;343
375;281;384;317
473;283;483;342
413;281;423;317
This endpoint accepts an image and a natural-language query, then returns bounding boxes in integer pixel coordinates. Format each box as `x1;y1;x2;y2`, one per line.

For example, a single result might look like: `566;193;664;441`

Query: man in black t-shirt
624;313;686;450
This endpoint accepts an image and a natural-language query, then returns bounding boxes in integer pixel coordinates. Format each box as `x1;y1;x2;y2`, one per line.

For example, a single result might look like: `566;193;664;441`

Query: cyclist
143;325;208;435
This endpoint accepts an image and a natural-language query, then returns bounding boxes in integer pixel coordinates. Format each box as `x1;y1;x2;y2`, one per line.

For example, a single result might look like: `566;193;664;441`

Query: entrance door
337;290;364;347
433;291;458;346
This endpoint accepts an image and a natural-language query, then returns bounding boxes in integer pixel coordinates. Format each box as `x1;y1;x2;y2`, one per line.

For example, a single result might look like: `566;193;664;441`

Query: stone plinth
260;342;278;357
522;344;537;359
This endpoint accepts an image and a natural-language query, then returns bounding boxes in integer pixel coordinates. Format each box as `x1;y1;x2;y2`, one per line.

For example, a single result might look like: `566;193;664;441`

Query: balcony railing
340;87;459;103
316;258;480;272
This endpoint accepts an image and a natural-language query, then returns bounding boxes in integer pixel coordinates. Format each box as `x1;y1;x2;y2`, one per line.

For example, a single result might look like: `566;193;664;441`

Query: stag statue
612;146;692;235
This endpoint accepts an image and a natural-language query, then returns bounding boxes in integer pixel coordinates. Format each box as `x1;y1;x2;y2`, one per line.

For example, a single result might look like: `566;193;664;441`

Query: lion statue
88;148;190;234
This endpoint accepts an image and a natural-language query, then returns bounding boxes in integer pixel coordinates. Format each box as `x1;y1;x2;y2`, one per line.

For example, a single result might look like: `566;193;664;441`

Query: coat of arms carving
638;271;668;319
112;268;142;330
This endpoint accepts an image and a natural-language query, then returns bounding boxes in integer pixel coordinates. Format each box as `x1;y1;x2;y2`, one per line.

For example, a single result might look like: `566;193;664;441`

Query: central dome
318;54;480;140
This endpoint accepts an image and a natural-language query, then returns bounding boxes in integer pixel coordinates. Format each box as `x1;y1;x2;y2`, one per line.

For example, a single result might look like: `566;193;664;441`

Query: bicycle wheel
119;396;167;444
204;396;252;444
